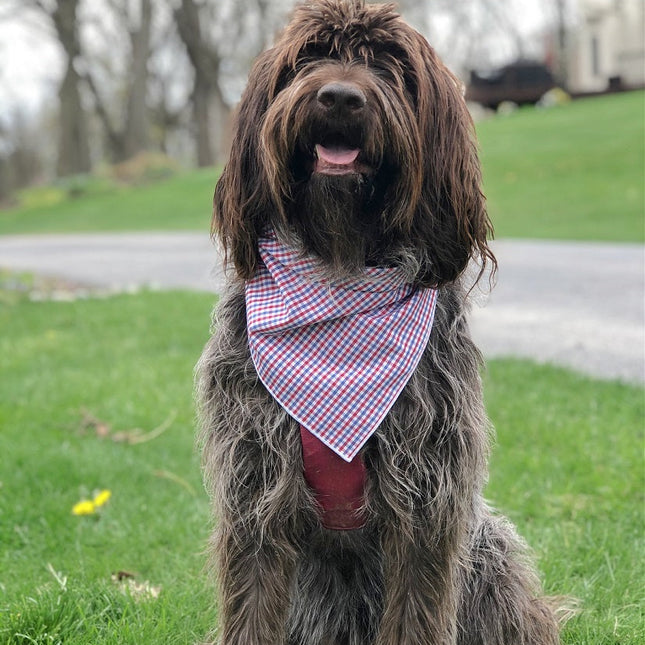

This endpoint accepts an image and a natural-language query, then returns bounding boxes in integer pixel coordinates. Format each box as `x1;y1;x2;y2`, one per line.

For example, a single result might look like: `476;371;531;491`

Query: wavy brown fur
198;1;560;643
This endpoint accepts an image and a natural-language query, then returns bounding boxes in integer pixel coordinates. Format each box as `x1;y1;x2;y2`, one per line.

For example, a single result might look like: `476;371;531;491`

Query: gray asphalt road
0;232;225;293
1;233;643;384
468;239;644;384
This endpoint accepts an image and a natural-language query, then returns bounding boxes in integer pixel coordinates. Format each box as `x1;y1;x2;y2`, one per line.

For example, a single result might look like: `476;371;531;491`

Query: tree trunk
122;0;153;160
57;64;91;177
0;155;12;203
191;70;231;167
193;77;215;167
175;0;229;166
211;88;231;165
51;0;91;177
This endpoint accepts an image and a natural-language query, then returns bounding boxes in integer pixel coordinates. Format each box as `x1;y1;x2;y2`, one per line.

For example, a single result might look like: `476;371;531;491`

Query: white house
567;0;645;92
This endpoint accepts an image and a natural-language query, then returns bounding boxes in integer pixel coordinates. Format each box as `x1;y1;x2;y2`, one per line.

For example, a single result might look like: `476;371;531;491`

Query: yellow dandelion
92;489;112;508
72;500;96;516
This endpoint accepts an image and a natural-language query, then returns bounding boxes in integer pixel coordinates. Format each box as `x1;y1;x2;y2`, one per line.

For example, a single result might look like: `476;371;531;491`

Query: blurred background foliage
0;0;643;213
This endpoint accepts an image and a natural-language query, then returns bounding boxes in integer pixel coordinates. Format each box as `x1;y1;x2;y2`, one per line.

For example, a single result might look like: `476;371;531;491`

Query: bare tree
4;0;92;177
83;0;155;162
174;0;228;166
388;0;533;77
0;122;15;202
174;0;294;166
51;0;92;176
147;35;191;156
123;0;153;158
0;108;51;201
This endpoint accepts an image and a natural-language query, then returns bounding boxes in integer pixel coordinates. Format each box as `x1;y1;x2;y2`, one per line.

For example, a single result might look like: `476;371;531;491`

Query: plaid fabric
246;231;438;463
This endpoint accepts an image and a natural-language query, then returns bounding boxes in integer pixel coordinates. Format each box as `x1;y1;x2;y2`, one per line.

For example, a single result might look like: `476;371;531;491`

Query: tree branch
82;69;120;149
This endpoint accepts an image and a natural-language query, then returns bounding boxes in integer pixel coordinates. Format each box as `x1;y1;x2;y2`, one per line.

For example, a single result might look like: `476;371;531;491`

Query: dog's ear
213;50;278;280
408;33;496;288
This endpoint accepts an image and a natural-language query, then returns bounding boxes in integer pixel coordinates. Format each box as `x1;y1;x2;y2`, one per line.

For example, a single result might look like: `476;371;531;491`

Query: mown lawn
1;291;643;644
477;90;644;242
0;168;216;236
0;292;215;644
0;91;643;242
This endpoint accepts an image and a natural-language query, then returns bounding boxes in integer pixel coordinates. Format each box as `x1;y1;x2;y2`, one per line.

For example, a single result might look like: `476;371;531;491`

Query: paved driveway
1;233;643;384
469;239;644;384
0;232;225;293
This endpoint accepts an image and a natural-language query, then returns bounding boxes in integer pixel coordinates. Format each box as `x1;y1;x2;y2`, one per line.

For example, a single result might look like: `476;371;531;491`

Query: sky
0;1;556;121
1;16;62;116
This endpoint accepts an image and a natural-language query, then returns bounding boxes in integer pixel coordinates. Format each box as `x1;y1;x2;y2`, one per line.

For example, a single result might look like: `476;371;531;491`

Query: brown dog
197;2;561;643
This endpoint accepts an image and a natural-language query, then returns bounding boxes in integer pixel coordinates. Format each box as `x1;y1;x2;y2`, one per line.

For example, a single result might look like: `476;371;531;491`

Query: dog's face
262;27;421;274
215;0;495;287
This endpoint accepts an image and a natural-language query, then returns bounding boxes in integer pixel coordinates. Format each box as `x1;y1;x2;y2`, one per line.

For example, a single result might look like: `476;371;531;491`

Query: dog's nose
317;82;366;113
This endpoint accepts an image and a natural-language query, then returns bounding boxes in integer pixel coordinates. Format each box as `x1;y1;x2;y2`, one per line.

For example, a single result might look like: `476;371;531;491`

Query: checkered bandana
245;231;438;463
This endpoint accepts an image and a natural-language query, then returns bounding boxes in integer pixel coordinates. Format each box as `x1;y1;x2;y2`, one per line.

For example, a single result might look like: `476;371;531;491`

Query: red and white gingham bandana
246;231;438;463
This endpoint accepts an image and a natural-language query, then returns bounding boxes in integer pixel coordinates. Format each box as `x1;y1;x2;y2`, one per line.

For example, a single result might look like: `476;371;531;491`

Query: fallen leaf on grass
153;469;197;496
79;408;112;438
78;408;175;444
112;570;136;581
111;571;161;601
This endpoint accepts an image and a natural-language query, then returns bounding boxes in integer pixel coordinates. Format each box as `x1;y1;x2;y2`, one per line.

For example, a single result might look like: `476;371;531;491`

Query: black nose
317;82;366;113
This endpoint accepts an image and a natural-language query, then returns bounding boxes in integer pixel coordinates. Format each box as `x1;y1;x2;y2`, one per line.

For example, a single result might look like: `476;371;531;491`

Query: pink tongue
316;144;360;165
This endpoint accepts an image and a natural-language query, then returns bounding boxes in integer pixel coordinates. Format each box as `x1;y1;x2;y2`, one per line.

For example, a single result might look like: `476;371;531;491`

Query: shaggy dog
197;1;561;643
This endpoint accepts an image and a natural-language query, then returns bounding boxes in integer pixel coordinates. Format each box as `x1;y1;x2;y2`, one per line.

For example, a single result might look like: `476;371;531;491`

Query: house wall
568;0;644;92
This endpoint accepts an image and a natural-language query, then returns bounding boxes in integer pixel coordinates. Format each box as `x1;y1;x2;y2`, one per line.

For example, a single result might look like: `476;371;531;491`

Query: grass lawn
0;291;215;644
1;291;643;643
477;90;644;242
0;168;217;236
0;91;643;242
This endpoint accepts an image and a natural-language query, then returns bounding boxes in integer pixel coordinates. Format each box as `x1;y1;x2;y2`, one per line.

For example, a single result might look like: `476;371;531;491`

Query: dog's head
214;0;495;287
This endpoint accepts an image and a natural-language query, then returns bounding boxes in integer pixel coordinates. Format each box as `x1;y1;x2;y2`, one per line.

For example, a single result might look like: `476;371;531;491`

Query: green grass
483;360;644;644
0;291;216;643
0;168;216;235
477;91;645;242
0;92;643;242
1;291;643;643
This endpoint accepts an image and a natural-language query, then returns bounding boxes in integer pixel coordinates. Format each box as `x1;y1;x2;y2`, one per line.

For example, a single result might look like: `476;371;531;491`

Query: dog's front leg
213;517;298;645
375;527;460;645
202;413;305;644
208;433;305;645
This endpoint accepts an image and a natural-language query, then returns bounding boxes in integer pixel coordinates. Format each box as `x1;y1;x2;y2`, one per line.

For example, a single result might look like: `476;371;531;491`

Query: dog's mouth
314;143;360;175
310;133;372;176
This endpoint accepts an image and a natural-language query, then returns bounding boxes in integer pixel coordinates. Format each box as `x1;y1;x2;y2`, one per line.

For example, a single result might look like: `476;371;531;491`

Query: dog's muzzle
311;81;371;177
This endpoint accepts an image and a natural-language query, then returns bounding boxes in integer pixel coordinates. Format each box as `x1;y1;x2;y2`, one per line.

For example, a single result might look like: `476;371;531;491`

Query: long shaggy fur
197;1;561;643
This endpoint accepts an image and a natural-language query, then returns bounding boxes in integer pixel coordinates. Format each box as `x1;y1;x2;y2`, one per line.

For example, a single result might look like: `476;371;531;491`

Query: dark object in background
466;60;556;109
